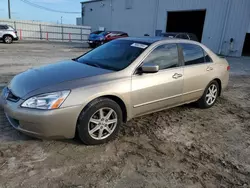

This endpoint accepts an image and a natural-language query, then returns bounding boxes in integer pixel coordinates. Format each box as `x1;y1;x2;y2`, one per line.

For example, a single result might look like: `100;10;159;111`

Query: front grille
6;88;20;102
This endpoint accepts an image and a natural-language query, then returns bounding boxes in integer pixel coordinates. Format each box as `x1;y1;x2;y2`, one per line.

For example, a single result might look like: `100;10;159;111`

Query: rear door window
180;43;205;65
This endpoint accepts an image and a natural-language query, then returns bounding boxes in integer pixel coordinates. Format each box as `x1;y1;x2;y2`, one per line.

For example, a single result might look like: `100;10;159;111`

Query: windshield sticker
131;43;148;49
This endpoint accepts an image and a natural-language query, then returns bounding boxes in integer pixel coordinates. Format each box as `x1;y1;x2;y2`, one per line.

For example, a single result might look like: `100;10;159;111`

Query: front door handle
206;66;214;71
172;73;183;79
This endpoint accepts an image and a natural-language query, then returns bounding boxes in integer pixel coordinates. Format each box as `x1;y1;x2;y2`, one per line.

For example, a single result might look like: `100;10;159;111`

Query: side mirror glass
140;63;159;74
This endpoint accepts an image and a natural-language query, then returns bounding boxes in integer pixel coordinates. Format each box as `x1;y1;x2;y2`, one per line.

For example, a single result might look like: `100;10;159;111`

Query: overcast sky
0;0;85;24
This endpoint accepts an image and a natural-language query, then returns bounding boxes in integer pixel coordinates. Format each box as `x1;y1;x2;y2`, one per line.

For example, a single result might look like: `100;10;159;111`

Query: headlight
21;91;70;110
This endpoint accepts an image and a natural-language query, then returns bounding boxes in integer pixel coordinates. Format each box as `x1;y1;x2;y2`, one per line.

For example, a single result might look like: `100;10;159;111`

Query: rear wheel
197;81;219;109
77;98;123;145
3;35;13;44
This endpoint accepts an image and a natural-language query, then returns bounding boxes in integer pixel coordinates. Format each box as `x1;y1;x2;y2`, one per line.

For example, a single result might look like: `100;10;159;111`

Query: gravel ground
0;41;250;188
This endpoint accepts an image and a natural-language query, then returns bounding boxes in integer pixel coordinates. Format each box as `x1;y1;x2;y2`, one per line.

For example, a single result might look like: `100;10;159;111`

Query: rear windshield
77;40;149;71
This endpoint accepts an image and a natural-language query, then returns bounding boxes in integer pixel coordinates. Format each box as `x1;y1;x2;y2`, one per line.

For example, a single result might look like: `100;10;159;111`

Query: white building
81;0;250;57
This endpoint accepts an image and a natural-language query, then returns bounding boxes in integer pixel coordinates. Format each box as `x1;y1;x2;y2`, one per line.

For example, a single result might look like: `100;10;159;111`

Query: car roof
119;37;170;44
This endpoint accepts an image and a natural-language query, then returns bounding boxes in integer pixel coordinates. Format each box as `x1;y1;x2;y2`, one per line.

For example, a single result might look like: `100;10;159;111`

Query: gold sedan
0;37;230;145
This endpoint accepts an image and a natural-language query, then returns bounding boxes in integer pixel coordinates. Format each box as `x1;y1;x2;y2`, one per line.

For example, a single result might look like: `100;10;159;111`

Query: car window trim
133;42;182;75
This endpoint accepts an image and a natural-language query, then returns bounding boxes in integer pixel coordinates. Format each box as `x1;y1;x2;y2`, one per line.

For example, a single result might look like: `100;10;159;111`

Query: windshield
98;31;108;35
76;40;149;71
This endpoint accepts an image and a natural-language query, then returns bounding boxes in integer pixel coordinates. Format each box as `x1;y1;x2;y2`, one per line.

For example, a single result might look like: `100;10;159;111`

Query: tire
3;35;13;44
77;98;123;145
197;80;219;109
88;43;95;48
97;41;104;47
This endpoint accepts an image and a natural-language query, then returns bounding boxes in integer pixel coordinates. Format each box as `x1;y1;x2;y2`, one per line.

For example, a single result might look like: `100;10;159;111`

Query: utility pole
61;16;63;24
8;0;11;19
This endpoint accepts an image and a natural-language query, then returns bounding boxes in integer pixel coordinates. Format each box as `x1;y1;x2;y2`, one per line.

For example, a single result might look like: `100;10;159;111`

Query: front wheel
197;81;219;109
77;98;123;145
3;35;13;44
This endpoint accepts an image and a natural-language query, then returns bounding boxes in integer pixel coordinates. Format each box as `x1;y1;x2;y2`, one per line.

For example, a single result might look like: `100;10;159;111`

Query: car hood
9;60;113;98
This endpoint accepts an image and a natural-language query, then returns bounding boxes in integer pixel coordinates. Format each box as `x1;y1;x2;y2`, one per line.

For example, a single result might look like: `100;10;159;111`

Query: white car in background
0;24;19;44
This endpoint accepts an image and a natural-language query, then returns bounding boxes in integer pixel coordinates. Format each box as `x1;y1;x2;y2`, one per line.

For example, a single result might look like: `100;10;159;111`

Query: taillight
227;66;230;71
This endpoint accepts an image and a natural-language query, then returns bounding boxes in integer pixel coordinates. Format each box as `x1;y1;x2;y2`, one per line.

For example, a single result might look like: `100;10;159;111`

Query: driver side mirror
139;63;159;74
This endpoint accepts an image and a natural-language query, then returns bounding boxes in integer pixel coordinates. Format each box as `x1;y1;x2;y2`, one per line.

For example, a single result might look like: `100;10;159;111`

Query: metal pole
39;24;42;40
61;26;64;41
8;0;11;19
81;28;83;41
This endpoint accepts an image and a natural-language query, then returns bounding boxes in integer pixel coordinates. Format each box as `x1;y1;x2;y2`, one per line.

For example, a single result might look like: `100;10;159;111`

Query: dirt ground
0;41;250;188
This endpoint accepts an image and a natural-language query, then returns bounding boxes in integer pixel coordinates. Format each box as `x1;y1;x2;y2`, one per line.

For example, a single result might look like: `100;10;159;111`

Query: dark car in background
88;31;128;48
160;32;199;41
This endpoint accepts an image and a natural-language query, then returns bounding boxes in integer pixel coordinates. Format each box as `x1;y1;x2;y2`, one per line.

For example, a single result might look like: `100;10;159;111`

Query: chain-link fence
0;19;91;42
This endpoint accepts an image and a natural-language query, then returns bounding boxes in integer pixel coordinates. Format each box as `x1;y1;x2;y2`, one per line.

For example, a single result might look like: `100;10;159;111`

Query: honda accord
0;37;230;145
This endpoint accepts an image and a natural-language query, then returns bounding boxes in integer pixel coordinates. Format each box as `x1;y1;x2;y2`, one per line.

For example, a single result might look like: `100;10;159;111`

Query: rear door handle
206;66;214;71
172;73;183;79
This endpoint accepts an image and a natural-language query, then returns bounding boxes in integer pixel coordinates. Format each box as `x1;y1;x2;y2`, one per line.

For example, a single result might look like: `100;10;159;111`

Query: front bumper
13;37;19;41
87;40;104;45
0;89;82;139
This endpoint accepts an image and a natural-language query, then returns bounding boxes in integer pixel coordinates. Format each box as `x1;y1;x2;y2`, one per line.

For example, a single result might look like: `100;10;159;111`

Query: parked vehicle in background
0;24;19;44
88;31;128;48
0;37;229;145
160;32;199;41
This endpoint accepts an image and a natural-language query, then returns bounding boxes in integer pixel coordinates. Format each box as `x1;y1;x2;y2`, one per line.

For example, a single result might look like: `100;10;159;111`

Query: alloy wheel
4;36;12;44
88;108;117;140
205;84;218;105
